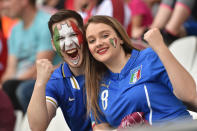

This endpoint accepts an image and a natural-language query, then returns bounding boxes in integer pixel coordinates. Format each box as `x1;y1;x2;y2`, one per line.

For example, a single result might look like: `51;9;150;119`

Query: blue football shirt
46;62;92;131
91;47;192;127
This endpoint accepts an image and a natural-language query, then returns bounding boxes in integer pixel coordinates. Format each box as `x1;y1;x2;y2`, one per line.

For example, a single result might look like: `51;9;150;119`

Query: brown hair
84;15;137;122
48;9;84;37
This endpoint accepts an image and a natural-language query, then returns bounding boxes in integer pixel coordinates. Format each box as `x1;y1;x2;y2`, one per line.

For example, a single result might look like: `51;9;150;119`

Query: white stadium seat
169;36;197;119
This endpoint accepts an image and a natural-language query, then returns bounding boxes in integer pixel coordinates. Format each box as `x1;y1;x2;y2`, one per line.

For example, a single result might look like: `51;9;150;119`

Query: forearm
151;4;172;29
166;3;190;35
132;15;145;38
27;81;50;131
154;43;197;103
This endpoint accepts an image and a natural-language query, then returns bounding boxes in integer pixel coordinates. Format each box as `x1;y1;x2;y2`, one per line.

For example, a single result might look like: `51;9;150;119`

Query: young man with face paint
27;10;92;131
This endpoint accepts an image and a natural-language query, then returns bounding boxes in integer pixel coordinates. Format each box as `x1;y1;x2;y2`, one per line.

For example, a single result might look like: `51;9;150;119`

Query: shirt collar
61;62;72;78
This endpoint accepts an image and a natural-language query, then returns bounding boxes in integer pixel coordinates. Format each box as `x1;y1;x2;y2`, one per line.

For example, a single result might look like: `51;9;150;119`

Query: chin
70;60;83;68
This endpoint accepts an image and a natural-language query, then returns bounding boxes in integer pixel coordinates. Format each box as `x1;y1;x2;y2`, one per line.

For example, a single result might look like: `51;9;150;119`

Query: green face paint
53;26;62;56
109;38;116;48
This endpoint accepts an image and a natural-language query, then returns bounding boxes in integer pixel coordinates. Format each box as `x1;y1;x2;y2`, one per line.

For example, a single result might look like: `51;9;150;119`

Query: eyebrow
99;30;110;35
87;30;110;39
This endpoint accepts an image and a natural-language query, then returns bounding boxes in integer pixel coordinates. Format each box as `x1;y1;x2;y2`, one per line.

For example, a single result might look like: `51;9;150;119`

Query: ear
51;39;57;51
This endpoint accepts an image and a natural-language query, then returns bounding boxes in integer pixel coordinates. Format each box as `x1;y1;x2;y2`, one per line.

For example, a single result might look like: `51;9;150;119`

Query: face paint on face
109;37;117;48
53;20;84;65
58;21;83;51
53;25;62;56
69;20;83;46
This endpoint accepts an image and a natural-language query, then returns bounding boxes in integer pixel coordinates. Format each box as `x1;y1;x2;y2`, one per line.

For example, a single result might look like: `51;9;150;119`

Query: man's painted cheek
70;20;84;46
53;26;62;56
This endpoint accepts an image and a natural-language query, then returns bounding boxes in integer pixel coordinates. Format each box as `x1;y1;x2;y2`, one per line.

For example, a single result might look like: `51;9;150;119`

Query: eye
70;33;77;37
88;39;95;44
57;36;65;41
102;34;109;38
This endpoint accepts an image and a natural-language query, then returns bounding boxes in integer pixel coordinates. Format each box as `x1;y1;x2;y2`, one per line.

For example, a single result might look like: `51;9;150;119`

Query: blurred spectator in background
37;0;65;14
0;1;15;130
151;0;197;46
43;0;65;9
0;17;7;80
126;0;160;39
0;0;60;114
0;89;15;131
76;0;132;37
64;0;74;10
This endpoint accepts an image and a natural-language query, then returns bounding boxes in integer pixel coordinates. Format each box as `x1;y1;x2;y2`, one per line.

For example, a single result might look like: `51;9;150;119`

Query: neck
105;49;131;73
69;64;84;76
21;5;37;29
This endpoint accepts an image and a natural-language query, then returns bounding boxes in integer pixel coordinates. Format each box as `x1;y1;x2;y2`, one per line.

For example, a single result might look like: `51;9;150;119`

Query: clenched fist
144;28;166;51
36;59;54;85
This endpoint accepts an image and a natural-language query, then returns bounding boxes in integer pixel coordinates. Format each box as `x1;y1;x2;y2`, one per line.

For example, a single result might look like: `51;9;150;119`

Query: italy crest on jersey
129;65;142;84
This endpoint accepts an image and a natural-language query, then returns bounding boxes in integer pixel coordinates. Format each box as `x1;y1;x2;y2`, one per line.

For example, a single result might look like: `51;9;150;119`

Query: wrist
35;80;46;88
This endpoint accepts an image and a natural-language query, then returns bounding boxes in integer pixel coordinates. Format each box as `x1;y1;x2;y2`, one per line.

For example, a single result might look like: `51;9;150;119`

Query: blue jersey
46;62;92;131
92;48;192;127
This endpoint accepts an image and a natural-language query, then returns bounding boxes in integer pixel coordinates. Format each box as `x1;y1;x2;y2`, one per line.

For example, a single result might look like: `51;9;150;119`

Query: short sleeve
130;0;148;16
45;79;59;108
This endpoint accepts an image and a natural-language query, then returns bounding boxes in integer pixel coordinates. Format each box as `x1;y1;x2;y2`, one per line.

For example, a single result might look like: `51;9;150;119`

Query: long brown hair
84;15;137;122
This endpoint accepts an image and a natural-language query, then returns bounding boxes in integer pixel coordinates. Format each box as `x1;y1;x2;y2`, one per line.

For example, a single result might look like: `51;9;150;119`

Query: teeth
71;55;79;65
98;48;106;53
66;49;77;54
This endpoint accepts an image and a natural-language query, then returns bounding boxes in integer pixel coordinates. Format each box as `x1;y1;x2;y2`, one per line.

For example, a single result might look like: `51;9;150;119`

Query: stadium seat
169;36;197;119
169;36;197;83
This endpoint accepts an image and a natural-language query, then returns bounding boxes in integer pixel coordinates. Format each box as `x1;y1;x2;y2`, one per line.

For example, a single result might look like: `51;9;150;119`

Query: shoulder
50;64;64;80
35;10;51;25
37;10;51;18
11;21;22;32
139;47;157;58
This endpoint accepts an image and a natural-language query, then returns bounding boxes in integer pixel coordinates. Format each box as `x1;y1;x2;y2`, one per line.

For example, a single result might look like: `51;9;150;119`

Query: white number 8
101;90;108;110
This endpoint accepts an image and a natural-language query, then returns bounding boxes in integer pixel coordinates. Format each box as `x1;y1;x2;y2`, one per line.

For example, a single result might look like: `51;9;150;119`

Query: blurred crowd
0;0;196;130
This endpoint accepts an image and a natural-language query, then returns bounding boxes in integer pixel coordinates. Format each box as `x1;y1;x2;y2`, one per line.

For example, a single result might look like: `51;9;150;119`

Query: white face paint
58;23;80;65
59;23;80;51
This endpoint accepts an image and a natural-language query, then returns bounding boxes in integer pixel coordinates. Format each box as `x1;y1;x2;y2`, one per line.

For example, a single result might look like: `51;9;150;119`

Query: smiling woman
84;15;197;130
86;22;126;68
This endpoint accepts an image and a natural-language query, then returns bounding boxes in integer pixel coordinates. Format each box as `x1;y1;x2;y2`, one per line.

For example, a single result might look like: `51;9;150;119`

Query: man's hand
36;59;54;85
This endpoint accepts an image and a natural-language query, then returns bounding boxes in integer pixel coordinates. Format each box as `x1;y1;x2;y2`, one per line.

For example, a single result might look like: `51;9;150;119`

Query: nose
65;38;74;47
95;38;104;47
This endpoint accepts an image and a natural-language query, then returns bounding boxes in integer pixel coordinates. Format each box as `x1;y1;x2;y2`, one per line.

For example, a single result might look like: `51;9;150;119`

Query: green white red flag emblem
129;66;142;84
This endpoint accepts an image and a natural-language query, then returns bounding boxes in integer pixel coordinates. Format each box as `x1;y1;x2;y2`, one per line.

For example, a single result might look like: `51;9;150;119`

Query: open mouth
66;48;78;59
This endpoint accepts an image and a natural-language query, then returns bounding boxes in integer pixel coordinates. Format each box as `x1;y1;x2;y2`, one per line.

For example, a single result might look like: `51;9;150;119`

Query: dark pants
2;79;23;111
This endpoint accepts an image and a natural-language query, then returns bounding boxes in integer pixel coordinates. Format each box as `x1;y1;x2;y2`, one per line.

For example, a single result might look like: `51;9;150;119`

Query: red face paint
69;20;84;46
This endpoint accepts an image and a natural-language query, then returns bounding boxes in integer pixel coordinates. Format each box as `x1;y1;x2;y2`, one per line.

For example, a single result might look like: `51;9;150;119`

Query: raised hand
36;59;54;85
144;28;166;51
